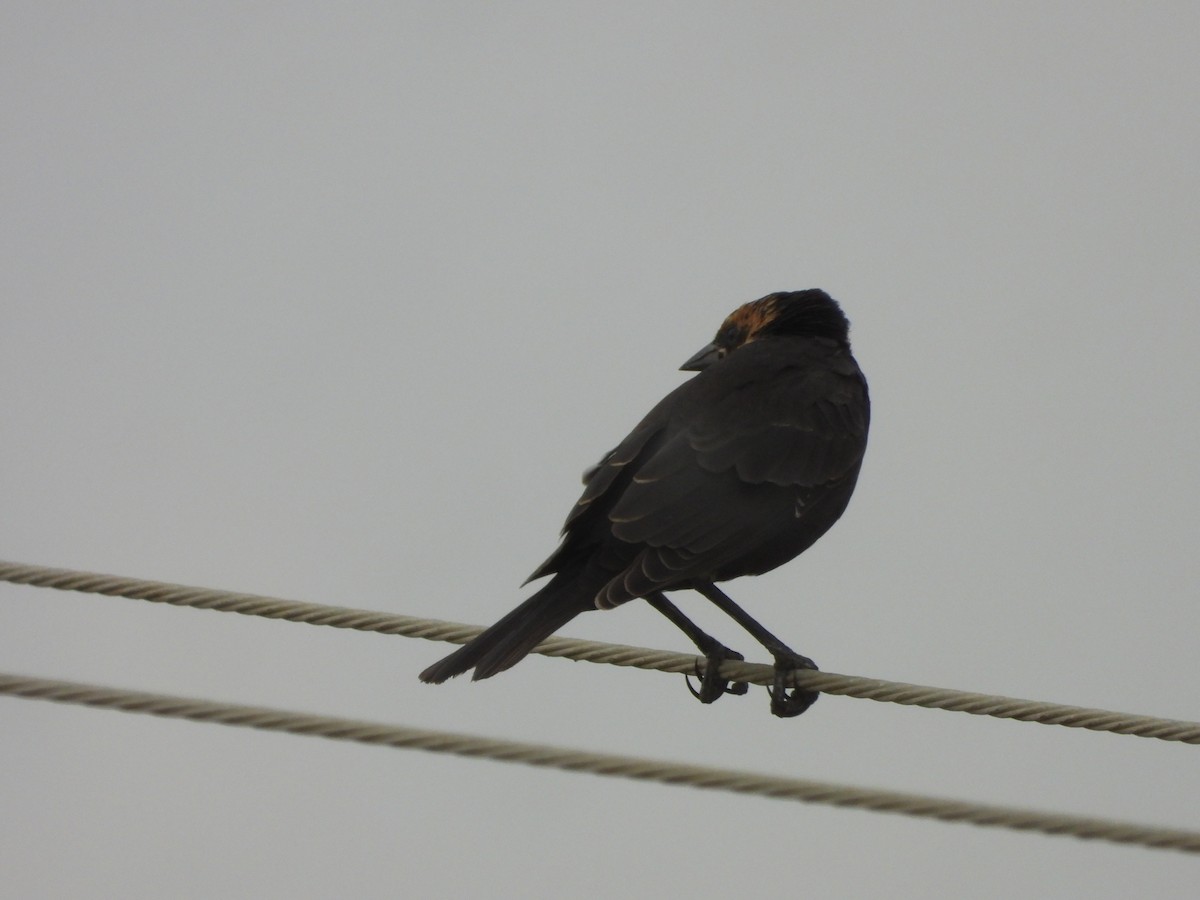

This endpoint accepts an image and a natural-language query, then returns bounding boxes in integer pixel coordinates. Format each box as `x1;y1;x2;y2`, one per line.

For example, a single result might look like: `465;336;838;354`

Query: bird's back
536;333;869;608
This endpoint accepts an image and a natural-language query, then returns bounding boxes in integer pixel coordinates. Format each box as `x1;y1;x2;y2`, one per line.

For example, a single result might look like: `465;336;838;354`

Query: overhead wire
3;671;1198;855
2;560;1198;744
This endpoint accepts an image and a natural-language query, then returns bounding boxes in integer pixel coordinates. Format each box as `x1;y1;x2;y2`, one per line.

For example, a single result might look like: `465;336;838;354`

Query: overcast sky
3;3;1199;897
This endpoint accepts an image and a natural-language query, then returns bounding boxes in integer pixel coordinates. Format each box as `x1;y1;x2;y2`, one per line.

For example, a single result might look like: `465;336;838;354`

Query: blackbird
419;289;869;716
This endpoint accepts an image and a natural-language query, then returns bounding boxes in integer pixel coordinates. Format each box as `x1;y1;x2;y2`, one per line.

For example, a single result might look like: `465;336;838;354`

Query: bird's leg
693;583;819;718
643;592;750;703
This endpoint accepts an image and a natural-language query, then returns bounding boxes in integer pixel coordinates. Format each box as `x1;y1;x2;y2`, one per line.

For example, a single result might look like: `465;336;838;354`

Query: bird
419;289;869;717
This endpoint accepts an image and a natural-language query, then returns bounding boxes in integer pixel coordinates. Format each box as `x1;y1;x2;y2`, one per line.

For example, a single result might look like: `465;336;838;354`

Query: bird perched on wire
420;289;869;717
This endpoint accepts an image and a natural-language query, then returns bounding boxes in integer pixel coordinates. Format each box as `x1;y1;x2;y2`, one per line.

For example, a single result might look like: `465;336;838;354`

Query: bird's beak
679;342;722;372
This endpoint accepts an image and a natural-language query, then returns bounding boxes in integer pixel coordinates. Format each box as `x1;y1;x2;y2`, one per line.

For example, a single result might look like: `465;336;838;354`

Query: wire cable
2;671;1197;855
3;560;1199;744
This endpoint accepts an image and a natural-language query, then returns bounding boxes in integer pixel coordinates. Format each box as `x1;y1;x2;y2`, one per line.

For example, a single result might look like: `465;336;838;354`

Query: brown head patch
715;294;783;348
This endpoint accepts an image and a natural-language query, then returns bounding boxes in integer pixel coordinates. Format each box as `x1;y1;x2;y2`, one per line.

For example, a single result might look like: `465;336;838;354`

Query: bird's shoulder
527;323;869;591
577;335;867;515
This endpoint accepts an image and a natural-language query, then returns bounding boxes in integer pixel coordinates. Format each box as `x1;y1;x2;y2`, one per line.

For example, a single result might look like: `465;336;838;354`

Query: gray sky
3;3;1199;897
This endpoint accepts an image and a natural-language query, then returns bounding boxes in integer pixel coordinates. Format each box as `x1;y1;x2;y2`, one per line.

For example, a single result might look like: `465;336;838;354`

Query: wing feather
529;338;868;605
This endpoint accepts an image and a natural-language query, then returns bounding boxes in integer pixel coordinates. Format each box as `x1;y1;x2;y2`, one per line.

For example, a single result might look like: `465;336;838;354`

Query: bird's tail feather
418;577;592;683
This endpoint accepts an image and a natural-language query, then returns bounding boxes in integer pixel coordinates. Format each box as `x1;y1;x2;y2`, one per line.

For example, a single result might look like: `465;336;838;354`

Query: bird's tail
418;576;593;684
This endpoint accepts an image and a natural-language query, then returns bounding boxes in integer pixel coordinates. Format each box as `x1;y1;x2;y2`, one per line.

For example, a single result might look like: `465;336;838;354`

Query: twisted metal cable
2;672;1197;854
3;560;1199;744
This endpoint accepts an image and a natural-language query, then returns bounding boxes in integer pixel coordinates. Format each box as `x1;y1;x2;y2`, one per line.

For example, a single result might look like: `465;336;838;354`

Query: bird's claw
768;651;820;718
684;646;750;704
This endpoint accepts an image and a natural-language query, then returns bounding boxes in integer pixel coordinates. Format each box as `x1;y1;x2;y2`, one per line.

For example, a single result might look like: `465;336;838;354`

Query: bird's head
680;289;851;371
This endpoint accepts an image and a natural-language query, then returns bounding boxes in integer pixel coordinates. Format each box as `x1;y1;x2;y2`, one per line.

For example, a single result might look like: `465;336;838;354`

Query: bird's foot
685;644;750;704
769;650;820;718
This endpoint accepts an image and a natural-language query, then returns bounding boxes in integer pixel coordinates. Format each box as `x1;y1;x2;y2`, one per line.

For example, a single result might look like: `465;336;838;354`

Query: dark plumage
419;289;869;716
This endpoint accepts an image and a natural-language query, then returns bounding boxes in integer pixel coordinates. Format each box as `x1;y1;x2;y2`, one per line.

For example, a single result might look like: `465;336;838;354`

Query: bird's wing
686;355;868;486
521;415;668;584
594;354;868;603
617;355;867;513
526;345;868;595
